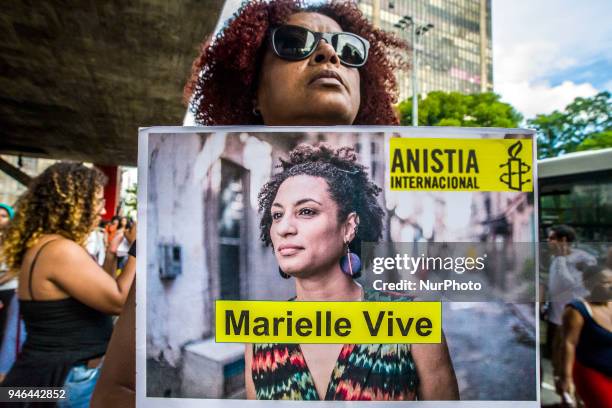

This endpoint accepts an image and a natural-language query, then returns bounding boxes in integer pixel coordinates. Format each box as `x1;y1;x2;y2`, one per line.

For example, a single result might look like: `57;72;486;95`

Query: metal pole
411;24;418;126
372;0;380;28
479;0;488;92
0;156;32;186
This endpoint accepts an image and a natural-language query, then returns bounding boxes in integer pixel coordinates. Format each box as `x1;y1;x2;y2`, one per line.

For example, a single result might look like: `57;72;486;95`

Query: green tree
123;183;138;218
528;91;611;158
576;129;612;151
398;91;523;128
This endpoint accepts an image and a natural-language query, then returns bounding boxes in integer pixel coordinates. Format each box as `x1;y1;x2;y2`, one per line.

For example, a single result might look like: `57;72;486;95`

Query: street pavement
444;302;537;400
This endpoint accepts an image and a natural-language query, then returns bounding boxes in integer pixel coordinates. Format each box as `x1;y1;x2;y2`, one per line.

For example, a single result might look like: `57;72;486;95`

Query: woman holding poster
96;0;457;403
184;0;407;126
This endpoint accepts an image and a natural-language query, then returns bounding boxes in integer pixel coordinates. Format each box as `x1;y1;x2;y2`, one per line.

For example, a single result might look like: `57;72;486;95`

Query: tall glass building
357;0;493;102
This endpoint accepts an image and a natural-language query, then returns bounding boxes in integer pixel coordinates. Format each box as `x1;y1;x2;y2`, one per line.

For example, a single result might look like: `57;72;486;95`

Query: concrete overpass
0;0;224;167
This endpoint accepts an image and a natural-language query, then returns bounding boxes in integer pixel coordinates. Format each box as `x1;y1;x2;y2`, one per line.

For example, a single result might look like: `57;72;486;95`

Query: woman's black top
567;299;612;376
2;239;113;390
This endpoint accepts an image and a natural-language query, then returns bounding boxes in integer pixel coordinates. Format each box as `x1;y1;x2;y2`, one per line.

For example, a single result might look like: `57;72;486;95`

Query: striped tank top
251;290;419;400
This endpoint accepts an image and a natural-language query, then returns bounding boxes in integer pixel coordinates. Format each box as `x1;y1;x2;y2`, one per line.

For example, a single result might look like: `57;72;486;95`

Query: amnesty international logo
389;137;533;192
499;141;532;191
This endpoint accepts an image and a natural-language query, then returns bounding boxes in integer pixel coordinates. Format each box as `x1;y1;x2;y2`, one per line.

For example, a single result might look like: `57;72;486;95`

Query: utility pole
372;0;380;28
479;0;488;92
410;22;418;127
395;16;434;126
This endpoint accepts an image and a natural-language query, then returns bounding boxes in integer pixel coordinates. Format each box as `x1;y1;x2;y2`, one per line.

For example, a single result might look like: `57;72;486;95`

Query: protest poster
136;126;538;407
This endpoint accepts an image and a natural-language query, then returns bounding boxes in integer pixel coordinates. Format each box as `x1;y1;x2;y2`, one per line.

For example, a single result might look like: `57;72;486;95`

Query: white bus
538;147;612;241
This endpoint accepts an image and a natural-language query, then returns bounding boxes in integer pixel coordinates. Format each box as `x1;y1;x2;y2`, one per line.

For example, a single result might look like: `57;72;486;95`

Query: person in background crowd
0;203;12;229
0;163;136;407
105;216;120;246
546;224;597;383
0;203;17;346
0;292;25;384
0;203;23;382
558;264;612;408
86;220;108;266
107;217;131;271
115;217;132;270
100;220;109;246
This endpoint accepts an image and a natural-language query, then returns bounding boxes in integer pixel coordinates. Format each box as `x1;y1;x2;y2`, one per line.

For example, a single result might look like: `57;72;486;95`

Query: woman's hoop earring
278;267;291;279
252;107;261;117
340;242;362;277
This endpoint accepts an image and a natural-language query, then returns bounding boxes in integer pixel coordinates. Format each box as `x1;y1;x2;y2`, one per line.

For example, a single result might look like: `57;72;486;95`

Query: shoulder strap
579;299;594;318
567;299;591;320
27;239;59;301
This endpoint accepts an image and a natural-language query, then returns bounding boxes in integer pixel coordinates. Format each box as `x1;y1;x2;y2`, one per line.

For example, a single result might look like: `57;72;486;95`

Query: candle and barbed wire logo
499;141;531;191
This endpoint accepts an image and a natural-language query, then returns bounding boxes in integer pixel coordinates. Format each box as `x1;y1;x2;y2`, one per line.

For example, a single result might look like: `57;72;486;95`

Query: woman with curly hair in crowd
1;163;136;407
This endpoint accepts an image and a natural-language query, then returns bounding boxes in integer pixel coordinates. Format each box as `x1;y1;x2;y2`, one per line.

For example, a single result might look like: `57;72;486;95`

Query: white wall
146;133;210;365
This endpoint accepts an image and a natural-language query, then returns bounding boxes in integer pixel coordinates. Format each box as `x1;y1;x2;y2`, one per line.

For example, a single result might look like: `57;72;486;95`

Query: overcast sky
492;0;611;120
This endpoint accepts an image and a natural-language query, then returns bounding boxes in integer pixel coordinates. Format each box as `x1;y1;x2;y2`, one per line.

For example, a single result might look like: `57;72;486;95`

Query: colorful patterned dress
251;290;419;400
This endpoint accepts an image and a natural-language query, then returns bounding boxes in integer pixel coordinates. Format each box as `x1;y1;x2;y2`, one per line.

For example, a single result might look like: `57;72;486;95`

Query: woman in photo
245;143;458;400
0;163;136;407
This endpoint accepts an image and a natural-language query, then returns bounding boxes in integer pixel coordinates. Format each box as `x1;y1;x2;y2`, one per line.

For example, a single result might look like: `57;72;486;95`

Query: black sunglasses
270;24;370;68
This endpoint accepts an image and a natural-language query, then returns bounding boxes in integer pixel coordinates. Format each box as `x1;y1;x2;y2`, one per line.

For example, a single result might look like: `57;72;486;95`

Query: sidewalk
539;317;562;407
541;356;562;407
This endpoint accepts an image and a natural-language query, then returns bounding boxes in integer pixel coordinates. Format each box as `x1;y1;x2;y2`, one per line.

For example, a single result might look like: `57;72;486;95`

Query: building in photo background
358;0;493;100
145;131;385;399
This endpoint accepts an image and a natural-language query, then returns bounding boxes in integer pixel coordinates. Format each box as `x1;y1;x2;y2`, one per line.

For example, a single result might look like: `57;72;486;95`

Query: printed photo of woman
245;142;459;400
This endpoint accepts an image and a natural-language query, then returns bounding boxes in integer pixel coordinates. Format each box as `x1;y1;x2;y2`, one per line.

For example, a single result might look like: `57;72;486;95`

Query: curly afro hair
1;162;107;274
184;0;408;125
258;143;384;277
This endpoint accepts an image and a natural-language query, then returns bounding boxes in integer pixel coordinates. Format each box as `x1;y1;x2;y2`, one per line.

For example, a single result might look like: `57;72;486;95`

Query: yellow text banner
215;300;441;344
389;137;533;192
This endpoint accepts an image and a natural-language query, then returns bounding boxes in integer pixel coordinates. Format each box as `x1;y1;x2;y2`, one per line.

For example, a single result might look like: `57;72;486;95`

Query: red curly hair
184;0;408;125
